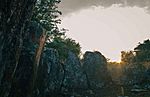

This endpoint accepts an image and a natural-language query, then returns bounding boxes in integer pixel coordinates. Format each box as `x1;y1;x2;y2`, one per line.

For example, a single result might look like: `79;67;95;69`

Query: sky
58;0;150;61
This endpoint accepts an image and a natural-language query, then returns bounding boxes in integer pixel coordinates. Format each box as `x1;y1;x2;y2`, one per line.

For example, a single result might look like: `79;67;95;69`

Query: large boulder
35;48;64;97
62;51;88;94
82;51;111;89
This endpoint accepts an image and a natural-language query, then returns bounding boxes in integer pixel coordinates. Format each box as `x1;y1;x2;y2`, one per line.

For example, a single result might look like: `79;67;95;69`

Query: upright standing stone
35;48;64;97
62;51;88;94
82;51;111;89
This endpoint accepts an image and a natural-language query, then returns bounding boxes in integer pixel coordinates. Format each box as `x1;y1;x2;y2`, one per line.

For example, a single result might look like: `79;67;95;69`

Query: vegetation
108;39;150;89
121;51;135;65
46;31;81;61
0;1;37;97
0;0;150;97
134;39;150;62
32;0;81;61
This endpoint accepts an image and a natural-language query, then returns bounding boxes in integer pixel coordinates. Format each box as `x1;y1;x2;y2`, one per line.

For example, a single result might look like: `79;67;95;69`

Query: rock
131;89;148;93
62;51;88;93
82;51;111;89
35;48;64;97
131;82;148;93
144;84;150;89
133;84;141;89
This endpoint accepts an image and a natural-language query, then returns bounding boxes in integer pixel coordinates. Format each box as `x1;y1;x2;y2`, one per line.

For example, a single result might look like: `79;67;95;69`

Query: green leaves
32;0;81;61
32;0;61;31
46;31;81;61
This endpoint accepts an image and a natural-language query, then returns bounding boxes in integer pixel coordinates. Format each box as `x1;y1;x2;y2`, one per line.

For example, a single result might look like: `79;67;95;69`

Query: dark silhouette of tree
29;1;62;96
134;39;150;62
0;0;37;97
32;0;62;38
0;0;62;96
121;51;135;65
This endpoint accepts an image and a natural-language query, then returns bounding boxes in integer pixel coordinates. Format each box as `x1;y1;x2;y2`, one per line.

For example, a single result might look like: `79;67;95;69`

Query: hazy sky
59;0;150;61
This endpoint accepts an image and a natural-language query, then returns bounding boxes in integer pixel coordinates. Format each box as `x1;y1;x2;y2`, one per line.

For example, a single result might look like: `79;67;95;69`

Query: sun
116;60;122;64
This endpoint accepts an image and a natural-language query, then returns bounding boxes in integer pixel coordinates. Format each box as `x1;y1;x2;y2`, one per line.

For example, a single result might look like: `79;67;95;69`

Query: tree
121;51;135;65
32;0;81;61
134;39;150;62
0;0;37;97
46;30;81;62
32;0;62;38
0;0;62;96
29;1;62;96
0;0;80;96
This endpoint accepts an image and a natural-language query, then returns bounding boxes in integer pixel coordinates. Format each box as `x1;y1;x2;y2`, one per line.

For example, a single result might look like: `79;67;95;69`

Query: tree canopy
134;39;150;62
32;0;81;60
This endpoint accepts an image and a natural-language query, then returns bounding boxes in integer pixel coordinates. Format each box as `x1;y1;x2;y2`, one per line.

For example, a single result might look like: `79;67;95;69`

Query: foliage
134;39;150;62
32;0;81;60
46;30;81;61
32;0;63;42
121;51;135;65
119;39;150;85
32;0;61;31
119;39;150;65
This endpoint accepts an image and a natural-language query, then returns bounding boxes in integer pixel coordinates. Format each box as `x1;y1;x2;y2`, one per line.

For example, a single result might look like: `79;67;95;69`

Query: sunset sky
59;0;150;61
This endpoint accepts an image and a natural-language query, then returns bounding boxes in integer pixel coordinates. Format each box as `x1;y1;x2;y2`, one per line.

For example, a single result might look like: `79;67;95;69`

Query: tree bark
29;30;47;97
0;0;37;97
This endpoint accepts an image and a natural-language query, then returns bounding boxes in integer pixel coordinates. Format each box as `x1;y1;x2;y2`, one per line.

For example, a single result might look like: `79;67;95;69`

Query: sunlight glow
60;5;150;61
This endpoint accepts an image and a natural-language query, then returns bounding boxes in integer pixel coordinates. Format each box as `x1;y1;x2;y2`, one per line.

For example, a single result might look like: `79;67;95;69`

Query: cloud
58;0;150;15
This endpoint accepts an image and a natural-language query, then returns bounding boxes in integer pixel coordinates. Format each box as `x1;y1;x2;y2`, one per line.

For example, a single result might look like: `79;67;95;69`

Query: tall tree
32;0;81;61
32;0;61;37
0;0;37;97
29;1;62;95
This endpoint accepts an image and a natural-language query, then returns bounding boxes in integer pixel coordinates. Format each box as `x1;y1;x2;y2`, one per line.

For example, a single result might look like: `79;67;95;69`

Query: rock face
35;48;64;97
35;50;88;97
82;51;111;89
62;51;88;94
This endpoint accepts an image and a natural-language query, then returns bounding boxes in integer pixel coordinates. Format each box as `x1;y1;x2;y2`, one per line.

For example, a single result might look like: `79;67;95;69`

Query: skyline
59;5;150;61
59;0;150;16
59;1;150;61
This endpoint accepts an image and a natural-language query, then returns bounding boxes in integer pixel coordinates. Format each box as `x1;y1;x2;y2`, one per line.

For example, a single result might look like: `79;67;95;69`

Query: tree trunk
29;30;47;97
0;0;37;97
